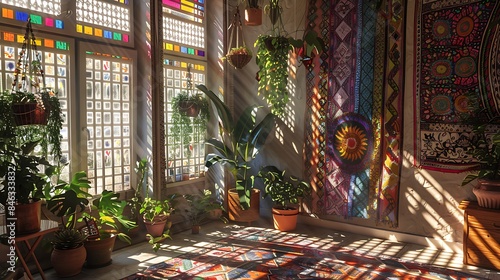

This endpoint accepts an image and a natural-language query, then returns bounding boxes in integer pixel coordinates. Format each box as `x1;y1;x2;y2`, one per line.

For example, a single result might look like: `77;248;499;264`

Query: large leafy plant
197;84;276;209
258;165;310;209
462;124;500;186
80;190;137;244
0;139;54;205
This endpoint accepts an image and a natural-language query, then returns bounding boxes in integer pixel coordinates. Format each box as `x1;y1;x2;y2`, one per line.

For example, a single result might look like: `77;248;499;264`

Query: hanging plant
254;0;325;117
222;7;253;69
255;35;291;117
1;19;64;162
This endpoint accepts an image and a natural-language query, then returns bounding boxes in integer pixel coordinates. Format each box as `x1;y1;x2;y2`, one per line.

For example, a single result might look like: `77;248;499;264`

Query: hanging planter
178;99;201;118
245;0;262;26
226;46;253;69
223;7;252;69
11;102;49;126
245;8;262;26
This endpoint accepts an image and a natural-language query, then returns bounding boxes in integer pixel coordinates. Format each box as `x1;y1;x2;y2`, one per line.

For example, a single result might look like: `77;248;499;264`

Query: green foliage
52;228;88;250
170;91;210;157
128;158;147;221
80;190;137;244
147;232;171;252
462;124;500;186
140;197;173;222
46;171;93;229
255;35;291;117
0;139;54;205
197;84;276;209
0;90;64;162
258;166;310;209
183;189;224;225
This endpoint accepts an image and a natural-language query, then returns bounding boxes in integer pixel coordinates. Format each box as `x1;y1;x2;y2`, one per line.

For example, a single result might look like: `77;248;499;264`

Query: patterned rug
122;227;486;280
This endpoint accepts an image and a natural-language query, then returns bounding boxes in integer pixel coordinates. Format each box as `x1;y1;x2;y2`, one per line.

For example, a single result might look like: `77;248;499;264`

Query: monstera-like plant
196;84;276;211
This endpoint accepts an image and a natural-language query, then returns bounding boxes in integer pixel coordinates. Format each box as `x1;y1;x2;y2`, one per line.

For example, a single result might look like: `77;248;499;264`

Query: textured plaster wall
220;0;475;244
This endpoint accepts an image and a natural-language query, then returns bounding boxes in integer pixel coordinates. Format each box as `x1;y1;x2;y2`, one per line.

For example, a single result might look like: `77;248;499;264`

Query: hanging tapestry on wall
304;0;406;227
414;0;500;172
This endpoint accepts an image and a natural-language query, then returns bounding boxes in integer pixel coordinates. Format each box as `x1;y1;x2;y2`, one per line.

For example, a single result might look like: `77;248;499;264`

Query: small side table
459;200;500;270
0;220;59;280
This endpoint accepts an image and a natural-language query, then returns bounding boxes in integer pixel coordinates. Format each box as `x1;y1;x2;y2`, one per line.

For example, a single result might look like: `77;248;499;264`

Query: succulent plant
52;228;88;250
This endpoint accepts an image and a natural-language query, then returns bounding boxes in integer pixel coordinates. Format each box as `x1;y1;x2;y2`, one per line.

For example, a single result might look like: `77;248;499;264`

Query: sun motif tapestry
414;0;500;172
304;0;406;227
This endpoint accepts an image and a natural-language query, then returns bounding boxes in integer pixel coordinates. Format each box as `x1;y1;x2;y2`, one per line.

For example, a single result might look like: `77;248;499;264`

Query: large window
0;1;134;196
163;1;207;184
85;51;133;194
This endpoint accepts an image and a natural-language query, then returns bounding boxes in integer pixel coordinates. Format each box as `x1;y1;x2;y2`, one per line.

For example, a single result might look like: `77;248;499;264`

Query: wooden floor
29;218;500;279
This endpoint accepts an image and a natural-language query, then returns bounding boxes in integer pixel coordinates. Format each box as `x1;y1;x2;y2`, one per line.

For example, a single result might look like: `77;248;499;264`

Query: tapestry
414;0;500;172
305;0;405;227
121;227;486;279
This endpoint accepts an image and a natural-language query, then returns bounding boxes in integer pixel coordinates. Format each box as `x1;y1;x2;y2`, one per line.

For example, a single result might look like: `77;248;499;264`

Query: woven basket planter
227;53;252;69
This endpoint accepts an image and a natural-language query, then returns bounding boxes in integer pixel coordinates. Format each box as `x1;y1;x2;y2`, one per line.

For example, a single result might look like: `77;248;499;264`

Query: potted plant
47;171;93;277
258;165;310;231
183;189;225;234
140;197;173;238
0;138;54;235
196;84;276;222
461;123;500;208
244;0;262;26
170;91;210;162
255;0;324;117
223;46;253;69
79;189;137;268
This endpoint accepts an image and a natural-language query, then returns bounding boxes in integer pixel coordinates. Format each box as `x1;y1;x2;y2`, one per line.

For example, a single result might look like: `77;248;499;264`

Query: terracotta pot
12;102;48;126
228;188;260;223
5;199;42;235
191;225;201;234
178;100;200;117
244;8;262;26
84;235;117;268
143;215;168;237
272;207;299;232
473;179;500;209
51;245;86;277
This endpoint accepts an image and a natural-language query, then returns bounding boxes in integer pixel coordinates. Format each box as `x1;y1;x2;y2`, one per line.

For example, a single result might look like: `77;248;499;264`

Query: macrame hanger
12;18;46;94
225;7;252;69
227;7;246;52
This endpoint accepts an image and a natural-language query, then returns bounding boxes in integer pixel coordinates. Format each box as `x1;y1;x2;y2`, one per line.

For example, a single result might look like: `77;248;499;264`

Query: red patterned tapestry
414;0;500;172
305;0;405;227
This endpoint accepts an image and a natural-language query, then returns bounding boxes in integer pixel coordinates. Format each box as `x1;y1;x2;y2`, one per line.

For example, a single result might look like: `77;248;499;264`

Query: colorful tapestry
305;0;405;227
414;0;500;172
121;227;486;279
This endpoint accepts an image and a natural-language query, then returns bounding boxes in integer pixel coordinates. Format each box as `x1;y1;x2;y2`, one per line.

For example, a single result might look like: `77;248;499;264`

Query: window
163;1;207;184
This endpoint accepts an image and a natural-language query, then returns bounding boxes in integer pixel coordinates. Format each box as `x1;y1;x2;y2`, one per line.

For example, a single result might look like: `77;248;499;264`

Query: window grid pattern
163;1;205;58
76;0;130;32
164;62;206;183
0;37;70;180
0;0;61;15
85;53;132;195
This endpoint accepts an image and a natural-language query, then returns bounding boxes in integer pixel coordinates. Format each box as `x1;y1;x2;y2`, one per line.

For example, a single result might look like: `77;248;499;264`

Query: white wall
220;0;475;248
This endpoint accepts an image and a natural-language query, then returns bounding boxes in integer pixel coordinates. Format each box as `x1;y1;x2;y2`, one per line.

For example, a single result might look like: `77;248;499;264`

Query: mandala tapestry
414;0;500;172
305;0;405;227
